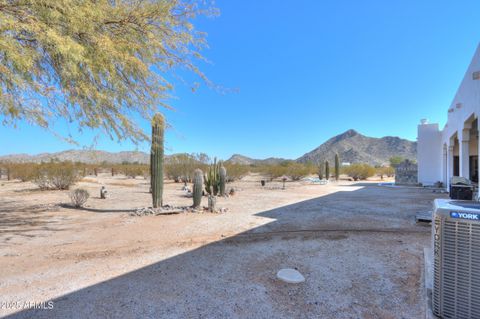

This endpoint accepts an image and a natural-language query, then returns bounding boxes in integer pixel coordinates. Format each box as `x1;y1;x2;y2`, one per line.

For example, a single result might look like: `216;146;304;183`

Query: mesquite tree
0;1;215;143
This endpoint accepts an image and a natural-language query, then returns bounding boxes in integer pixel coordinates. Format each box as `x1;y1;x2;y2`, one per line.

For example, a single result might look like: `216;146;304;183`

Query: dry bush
255;162;315;181
342;164;376;181
69;188;90;207
286;162;315;180
165;153;210;182
223;163;249;182
33;162;79;190
376;166;395;179
255;163;287;180
9;163;38;182
123;164;148;179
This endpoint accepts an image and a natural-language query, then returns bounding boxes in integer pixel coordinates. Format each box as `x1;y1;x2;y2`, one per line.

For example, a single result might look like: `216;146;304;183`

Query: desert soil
0;174;446;318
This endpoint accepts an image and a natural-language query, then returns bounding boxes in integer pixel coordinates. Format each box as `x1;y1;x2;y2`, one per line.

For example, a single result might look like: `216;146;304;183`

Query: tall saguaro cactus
334;153;340;181
318;162;324;180
325;161;330;180
151;113;165;208
219;165;227;196
193;169;203;207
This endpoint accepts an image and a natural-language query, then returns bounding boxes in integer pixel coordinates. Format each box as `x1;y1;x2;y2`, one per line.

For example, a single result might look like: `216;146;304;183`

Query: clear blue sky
1;0;480;160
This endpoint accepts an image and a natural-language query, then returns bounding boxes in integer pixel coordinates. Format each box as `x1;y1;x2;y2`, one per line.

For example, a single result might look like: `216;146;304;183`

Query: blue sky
1;0;480;160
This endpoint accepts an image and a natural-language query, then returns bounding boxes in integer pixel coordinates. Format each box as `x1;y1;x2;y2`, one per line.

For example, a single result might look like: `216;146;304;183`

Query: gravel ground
0;174;446;318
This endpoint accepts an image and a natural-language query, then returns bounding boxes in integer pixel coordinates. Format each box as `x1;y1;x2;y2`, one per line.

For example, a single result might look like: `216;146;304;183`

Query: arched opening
470;118;479;183
451;134;459;177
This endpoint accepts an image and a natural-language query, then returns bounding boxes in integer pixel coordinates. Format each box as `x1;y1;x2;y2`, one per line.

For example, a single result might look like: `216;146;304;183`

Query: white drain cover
276;268;305;283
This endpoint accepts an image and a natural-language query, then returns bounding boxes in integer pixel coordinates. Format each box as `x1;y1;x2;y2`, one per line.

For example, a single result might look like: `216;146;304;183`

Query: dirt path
0;175;445;318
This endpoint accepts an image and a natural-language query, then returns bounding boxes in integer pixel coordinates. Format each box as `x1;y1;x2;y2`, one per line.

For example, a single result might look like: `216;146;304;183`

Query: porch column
460;129;470;178
443;146;447;187
448;145;454;187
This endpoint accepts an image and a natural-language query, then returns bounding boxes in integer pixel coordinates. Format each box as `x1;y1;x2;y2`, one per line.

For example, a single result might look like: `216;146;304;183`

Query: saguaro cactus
334;154;340;181
193;169;203;207
318;162;324;180
219;165;227;196
325;161;330;180
204;158;220;196
151;113;165;208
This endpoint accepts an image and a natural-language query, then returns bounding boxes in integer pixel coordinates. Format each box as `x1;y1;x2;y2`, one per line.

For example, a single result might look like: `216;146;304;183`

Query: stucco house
417;44;480;188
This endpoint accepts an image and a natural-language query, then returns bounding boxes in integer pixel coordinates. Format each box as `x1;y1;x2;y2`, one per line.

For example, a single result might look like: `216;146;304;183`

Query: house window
473;71;480;80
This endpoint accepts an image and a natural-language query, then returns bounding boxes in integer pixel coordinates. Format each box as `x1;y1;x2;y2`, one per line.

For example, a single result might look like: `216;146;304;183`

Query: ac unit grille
433;216;480;319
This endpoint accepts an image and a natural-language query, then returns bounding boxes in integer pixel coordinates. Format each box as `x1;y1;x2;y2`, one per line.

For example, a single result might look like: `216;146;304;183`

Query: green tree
334;153;340;181
389;156;404;168
0;0;214;143
376;166;395;179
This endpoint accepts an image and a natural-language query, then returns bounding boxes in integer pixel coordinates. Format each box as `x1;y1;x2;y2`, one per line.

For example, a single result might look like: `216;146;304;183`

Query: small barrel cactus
151;113;165;208
219;166;227;196
193;169;203;207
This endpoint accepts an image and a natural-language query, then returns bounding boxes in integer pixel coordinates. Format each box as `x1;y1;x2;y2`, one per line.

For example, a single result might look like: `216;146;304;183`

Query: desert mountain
226;154;287;165
296;129;416;166
0;150;150;164
0;130;416;166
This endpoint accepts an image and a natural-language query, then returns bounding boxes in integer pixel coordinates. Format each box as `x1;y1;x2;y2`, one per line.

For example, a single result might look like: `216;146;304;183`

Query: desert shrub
122;164;148;178
223;163;249;181
261;163;288;180
255;161;315;181
33;162;78;190
376;166;395;179
342;163;376;181
7;163;39;181
165;153;210;182
8;163;36;181
286;162;314;181
69;188;90;207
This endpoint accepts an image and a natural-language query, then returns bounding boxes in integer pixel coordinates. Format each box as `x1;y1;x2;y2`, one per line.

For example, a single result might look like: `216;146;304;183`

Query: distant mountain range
226;154;287;166
296;129;417;166
0;129;416;166
227;129;416;166
0;150;150;164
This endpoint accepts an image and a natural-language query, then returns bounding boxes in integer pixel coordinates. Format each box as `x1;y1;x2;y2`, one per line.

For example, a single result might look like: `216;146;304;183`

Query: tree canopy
389;156;405;168
0;0;213;143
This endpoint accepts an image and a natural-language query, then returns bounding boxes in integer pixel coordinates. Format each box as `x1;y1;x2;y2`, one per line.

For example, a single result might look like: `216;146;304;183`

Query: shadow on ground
0;200;67;238
3;184;445;319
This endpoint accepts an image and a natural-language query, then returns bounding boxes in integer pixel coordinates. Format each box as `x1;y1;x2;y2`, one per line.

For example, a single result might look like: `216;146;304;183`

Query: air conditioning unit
432;199;480;318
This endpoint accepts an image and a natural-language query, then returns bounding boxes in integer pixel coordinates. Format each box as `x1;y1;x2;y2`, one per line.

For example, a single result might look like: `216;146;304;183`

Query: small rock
277;268;305;284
